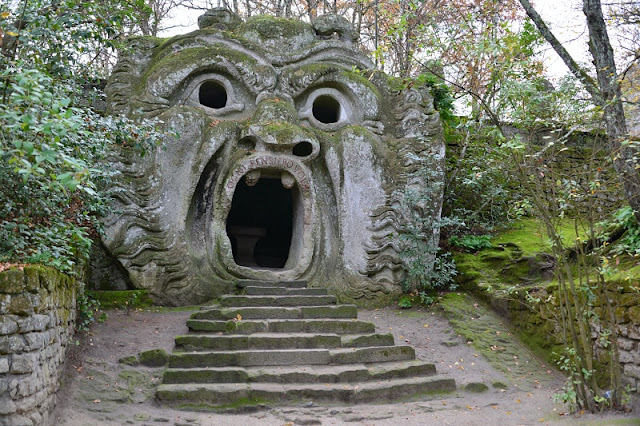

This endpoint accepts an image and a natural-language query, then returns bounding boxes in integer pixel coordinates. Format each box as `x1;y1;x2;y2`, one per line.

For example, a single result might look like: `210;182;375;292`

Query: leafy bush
397;295;413;309
76;293;106;332
399;153;459;294
609;206;640;255
0;68;167;274
0;4;170;274
450;234;492;252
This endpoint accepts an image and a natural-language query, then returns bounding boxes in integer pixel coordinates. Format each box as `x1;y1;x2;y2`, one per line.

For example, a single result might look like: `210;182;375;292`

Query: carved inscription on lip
226;155;311;191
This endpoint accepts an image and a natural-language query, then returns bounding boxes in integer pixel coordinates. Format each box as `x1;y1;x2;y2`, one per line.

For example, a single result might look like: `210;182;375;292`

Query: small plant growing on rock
76;293;106;332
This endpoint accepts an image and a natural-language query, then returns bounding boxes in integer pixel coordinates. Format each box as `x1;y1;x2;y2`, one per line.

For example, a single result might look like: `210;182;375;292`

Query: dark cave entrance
226;177;293;268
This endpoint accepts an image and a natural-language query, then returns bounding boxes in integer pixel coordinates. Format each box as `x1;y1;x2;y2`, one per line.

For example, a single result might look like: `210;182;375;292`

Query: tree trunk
583;0;640;220
519;0;640;221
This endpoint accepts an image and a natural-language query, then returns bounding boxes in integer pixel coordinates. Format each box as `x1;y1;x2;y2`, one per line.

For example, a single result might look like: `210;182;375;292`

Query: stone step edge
156;375;457;406
161;360;438;384
243;287;328;296
173;333;396;350
219;295;338;308
186;318;375;334
192;305;358;320
236;280;308;288
168;345;416;368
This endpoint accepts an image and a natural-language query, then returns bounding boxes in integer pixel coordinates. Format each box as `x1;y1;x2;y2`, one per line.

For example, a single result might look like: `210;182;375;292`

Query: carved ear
198;8;243;31
313;14;357;44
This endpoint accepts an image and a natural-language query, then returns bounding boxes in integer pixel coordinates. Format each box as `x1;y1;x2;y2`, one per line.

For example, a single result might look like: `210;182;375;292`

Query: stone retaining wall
473;284;640;392
602;294;640;389
0;266;77;426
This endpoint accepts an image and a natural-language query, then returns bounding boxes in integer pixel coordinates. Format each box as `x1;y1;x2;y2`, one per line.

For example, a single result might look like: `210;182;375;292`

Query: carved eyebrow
282;64;379;98
142;46;277;99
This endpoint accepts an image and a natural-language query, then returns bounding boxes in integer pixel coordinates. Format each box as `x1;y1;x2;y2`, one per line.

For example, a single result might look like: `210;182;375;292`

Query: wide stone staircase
156;280;456;409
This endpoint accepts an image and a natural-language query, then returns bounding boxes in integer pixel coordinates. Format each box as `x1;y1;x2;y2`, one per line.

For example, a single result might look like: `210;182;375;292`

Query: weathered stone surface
7;295;32;316
219;295;337;307
465;382;489;393
176;333;342;351
158;279;454;409
101;9;445;307
624;363;640;379
330;346;415;364
0;316;18;335
0;270;24;294
138;349;169;367
0;267;76;426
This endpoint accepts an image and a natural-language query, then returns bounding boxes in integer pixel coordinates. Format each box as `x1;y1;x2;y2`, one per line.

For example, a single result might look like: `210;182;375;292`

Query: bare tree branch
519;0;603;104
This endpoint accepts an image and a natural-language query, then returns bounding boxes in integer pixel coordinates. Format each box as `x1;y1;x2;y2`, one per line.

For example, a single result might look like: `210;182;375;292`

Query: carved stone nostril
292;141;313;157
238;136;256;152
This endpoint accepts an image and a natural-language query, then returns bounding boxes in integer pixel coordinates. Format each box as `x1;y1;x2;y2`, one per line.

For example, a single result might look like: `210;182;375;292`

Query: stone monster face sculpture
103;9;445;305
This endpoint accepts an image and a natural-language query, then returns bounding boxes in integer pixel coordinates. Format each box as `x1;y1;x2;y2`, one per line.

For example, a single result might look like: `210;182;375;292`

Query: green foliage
609;206;640;255
399;152;459;294
449;235;492;252
415;72;455;124
418;292;436;306
0;67;166;273
443;122;522;232
397;295;413;309
76;292;107;332
0;1;170;274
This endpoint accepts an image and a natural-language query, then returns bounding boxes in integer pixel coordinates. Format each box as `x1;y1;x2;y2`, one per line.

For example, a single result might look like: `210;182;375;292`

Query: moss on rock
138;348;170;367
87;290;153;310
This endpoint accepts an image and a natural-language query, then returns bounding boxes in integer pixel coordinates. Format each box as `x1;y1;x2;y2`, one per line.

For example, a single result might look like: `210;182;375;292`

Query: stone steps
168;345;416;368
191;305;357;320
244;286;328;296
236;280;308;288
157;280;455;409
157;376;456;407
219;294;338;307
162;360;437;384
186;318;376;334
174;332;395;351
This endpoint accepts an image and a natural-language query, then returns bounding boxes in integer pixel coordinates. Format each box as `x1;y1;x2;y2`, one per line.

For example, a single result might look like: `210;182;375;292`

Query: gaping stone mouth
224;158;311;271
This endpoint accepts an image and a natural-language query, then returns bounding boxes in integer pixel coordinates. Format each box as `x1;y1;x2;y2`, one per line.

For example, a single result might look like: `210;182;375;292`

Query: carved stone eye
312;95;340;124
199;81;228;109
181;74;246;117
298;87;354;130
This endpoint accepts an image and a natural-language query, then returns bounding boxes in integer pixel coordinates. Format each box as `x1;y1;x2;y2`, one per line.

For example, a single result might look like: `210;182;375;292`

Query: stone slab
330;345;415;364
169;349;332;368
175;333;342;351
219;295;337;307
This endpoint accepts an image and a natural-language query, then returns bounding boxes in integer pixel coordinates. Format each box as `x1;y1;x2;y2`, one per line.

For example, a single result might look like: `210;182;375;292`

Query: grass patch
87;290;153;310
492;218;583;256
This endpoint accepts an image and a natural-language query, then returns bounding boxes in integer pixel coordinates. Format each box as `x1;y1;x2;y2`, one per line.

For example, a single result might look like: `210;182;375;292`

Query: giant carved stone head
102;9;445;306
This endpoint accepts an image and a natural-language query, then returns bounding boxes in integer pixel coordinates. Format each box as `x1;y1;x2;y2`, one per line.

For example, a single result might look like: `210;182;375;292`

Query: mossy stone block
119;355;139;366
465;382;489;393
628;306;640;325
138;348;169;367
8;294;32;316
0;269;24;294
492;381;508;390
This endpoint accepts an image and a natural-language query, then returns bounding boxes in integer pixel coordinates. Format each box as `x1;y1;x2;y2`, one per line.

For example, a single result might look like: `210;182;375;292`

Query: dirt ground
50;300;640;426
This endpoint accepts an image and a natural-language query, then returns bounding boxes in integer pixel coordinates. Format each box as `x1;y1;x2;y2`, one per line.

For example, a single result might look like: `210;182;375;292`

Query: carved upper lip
224;154;312;194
